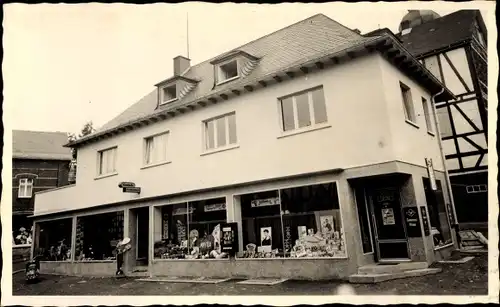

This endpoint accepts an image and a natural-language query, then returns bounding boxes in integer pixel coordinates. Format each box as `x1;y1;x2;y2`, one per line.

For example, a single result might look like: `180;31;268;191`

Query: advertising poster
382;208;396;225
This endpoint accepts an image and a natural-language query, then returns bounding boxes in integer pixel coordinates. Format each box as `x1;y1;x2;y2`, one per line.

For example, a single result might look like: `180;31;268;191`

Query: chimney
353;28;361;34
173;56;190;76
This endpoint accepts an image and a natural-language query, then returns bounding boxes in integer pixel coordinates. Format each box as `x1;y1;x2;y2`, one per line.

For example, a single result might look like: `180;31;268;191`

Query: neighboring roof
71;13;454;148
396;10;482;57
13;130;72;161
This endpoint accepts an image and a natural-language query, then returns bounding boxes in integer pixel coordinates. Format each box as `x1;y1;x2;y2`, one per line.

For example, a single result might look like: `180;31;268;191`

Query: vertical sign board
425;158;437;191
221;222;238;256
446;203;455;225
420;206;431;236
403;207;422;237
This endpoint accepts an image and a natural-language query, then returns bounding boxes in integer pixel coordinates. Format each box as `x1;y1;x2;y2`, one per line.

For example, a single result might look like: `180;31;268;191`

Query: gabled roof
396;10;483;58
13;130;72;161
70;14;454;148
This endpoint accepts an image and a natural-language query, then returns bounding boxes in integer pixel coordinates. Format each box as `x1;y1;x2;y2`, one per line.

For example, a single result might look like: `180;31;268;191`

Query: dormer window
217;60;239;84
161;85;177;105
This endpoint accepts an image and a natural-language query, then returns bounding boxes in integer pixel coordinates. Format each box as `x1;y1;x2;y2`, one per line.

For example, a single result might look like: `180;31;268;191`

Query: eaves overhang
66;34;454;149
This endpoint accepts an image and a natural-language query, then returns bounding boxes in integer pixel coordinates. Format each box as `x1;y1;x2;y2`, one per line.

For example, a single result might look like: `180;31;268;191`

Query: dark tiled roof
13;130;72;161
397;10;479;57
97;13;369;132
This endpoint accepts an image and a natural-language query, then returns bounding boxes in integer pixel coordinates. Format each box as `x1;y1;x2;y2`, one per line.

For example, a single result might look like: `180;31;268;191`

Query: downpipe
430;88;460;247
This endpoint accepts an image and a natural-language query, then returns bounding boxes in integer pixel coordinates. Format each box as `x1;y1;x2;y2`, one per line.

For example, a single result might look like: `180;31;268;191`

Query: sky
3;2;492;135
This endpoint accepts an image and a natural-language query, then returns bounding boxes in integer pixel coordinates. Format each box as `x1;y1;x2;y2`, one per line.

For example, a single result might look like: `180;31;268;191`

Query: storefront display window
75;211;124;261
34;218;72;261
236;182;346;259
154;198;228;260
423;178;452;248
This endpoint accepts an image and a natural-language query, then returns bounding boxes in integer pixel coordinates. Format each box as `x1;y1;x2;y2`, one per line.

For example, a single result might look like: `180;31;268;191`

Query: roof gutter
66;35;454;148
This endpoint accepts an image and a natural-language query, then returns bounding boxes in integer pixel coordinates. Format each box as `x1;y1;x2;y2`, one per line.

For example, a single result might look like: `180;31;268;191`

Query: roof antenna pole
186;12;190;59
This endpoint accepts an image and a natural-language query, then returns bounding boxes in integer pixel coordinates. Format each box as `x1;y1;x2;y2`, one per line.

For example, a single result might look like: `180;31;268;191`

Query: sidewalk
12;254;488;296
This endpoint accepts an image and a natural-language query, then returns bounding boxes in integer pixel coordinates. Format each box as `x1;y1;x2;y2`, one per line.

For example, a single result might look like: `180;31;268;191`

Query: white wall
35;53;438;214
378;56;445;172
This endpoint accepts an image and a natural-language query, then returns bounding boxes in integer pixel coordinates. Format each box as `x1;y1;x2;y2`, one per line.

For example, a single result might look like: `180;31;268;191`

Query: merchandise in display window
154;198;229;260
236;182;346;259
34;218;73;261
75;211;124;261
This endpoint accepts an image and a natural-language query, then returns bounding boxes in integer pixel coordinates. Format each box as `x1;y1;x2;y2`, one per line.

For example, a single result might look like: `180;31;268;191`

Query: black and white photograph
1;1;497;305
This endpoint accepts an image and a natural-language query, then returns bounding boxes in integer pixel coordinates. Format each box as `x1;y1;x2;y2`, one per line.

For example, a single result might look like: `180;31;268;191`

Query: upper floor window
422;97;434;134
144;132;169;165
217;60;239;84
161;85;177;105
279;86;328;132
97;147;117;176
18;178;34;198
204;112;237;150
400;82;417;124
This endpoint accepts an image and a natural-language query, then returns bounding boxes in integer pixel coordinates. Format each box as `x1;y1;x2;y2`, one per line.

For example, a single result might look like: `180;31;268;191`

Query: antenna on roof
186;12;190;59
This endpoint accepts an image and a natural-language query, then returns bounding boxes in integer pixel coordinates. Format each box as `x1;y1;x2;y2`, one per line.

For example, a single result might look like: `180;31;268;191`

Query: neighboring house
367;10;488;229
12;130;72;244
33;14;458;280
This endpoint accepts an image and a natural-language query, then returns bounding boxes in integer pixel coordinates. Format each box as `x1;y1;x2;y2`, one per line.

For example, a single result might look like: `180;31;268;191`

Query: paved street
12;254;488;296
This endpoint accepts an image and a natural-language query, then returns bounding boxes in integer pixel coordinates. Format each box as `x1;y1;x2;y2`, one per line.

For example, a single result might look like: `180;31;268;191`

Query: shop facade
32;161;457;280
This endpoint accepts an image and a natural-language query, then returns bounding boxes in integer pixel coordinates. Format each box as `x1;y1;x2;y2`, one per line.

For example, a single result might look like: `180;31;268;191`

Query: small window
97;147;117;176
400;82;416;123
422;97;434;133
144;132;169;165
218;60;239;83
18;178;34;198
279;86;328;132
204;113;237;150
161;85;177;104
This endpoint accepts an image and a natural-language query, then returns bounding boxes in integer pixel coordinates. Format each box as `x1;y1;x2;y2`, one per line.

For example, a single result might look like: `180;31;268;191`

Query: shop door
369;187;410;261
135;208;149;265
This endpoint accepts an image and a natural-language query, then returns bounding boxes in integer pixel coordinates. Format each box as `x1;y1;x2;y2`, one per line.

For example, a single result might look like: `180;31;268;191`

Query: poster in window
320;216;334;234
382;208;396;225
221;222;238;255
284;225;292;251
297;226;307;239
260;227;272;252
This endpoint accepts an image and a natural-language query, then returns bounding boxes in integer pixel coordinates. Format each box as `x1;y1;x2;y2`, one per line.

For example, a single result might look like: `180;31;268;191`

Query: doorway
134;207;149;266
368;187;410;262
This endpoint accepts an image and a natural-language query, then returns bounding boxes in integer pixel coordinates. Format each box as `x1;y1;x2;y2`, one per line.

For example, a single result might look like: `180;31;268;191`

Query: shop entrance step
236;278;289;286
136;276;231;284
348;268;441;284
357;262;428;275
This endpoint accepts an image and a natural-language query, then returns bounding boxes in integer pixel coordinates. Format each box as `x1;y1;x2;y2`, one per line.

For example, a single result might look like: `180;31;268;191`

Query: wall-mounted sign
446;203;455;225
251;197;280;208
403;206;422;238
420;206;431;236
118;182;136;188
123;187;141;194
425;158;437;191
172;206;195;216
204;203;226;212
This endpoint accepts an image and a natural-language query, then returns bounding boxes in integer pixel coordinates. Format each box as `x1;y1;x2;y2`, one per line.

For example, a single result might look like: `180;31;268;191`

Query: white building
32;14;457;280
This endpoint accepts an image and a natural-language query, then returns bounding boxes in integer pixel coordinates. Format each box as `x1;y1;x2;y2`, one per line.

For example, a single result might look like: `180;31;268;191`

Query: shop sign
251;197;280;208
172;206;195;216
420;206;431;236
221;222;238;256
284;225;292;252
446;203;455;225
425;158;437;191
403;206;422;238
123;186;141;194
118;182;136;188
204;203;226;212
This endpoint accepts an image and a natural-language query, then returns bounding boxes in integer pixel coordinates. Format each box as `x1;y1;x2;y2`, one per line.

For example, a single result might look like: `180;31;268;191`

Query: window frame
160;84;178;105
143;131;170;167
18;178;34;198
96;146;118;177
400;82;418;126
277;85;329;135
202;112;238;153
216;59;240;85
421;97;435;135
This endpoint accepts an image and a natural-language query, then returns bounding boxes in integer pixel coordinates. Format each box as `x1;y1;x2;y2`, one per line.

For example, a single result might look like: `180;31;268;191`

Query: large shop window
34;218;73;261
423;178;452;248
75;211;124;261
154;198;228;260
237;182;346;259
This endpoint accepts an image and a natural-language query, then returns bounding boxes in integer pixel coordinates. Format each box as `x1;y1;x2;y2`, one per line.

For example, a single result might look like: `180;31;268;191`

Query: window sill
94;172;118;180
153;258;230;262
427;130;436;136
17;196;33;199
160;98;178;105
73;260;116;263
277;124;332;139
216;75;240;86
201;144;240;156
235;256;348;261
141;160;172;170
405;120;420;129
